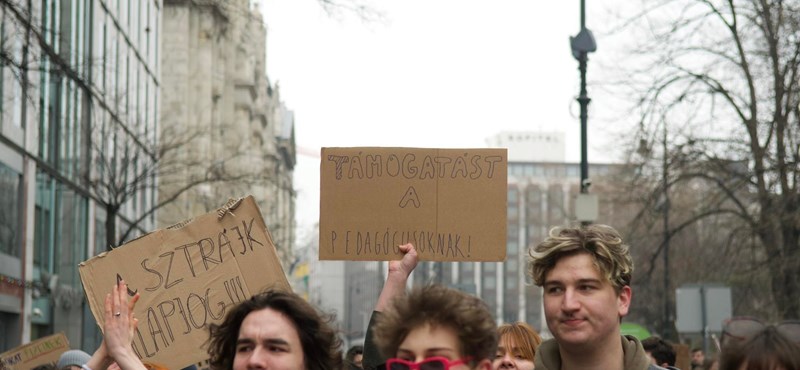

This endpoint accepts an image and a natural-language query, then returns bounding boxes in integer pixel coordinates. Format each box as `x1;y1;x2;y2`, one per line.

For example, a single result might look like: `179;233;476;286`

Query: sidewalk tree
611;0;800;319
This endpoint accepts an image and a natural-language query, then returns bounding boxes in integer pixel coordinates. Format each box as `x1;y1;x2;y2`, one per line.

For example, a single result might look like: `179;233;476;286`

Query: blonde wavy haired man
528;224;665;370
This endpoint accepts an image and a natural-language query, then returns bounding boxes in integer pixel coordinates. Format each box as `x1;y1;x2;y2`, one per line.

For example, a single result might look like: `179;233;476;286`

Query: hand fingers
104;293;112;322
129;292;141;310
118;280;129;316
112;282;122;317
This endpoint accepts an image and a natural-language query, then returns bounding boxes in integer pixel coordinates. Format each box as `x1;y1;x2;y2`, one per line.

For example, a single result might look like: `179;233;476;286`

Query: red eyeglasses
386;356;472;370
721;316;800;347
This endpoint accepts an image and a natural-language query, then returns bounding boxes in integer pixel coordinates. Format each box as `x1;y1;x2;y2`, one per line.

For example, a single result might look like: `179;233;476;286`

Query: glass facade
0;0;160;351
0;162;21;257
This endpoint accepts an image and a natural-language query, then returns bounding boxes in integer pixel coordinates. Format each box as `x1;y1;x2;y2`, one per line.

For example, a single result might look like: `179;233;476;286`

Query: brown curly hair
372;284;497;365
207;289;342;370
528;224;633;292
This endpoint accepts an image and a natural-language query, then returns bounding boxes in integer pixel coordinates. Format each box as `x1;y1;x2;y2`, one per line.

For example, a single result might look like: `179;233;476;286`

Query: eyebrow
397;348;457;357
236;338;291;346
544;278;603;286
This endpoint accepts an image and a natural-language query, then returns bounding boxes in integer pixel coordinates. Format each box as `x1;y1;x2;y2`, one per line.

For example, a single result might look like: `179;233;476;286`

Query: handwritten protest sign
320;147;507;261
79;196;290;370
0;332;69;370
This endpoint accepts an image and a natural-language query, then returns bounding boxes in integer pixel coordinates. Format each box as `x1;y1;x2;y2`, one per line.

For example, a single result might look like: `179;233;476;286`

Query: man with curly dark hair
207;289;342;370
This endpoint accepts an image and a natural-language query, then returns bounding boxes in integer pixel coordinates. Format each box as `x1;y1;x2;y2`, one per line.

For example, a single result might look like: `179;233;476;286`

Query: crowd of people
33;224;800;370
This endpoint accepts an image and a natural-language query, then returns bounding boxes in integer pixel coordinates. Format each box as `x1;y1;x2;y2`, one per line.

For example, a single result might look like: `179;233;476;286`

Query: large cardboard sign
79;196;290;370
0;332;69;370
320;147;507;261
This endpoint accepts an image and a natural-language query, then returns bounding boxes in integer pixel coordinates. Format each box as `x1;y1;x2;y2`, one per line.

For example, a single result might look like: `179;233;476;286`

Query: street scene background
0;0;797;365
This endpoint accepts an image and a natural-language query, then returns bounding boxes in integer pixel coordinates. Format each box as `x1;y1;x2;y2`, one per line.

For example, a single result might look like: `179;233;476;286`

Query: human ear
617;285;632;317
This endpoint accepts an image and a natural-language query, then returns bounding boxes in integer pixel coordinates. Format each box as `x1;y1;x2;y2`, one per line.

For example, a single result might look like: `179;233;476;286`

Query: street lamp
570;0;597;195
571;0;599;224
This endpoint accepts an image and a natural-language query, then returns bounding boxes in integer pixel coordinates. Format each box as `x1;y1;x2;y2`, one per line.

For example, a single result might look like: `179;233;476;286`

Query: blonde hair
497;322;542;361
528;224;633;291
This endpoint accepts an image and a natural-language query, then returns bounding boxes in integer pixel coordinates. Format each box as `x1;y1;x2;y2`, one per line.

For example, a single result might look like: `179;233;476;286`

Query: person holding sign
87;279;148;370
364;243;498;370
206;289;342;370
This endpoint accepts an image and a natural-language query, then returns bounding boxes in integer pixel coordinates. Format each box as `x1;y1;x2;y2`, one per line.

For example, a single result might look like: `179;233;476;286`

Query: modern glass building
0;0;161;350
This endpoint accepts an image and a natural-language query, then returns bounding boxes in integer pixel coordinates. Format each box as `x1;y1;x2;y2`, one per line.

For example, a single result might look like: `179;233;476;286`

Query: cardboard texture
320;147;507;261
674;344;690;370
0;332;69;370
78;196;290;370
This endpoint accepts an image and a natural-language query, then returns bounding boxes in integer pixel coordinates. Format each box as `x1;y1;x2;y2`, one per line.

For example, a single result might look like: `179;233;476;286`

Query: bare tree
609;0;800;322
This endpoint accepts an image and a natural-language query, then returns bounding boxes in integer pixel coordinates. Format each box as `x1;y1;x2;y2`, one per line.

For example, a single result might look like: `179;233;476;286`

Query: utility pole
571;0;596;195
571;0;599;224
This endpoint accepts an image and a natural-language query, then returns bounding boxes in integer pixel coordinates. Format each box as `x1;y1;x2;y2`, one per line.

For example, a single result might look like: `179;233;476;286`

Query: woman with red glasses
365;244;497;370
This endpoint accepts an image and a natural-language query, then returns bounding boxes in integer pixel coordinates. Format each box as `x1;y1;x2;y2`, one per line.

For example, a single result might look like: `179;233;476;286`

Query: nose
246;347;267;369
497;353;516;369
561;288;580;312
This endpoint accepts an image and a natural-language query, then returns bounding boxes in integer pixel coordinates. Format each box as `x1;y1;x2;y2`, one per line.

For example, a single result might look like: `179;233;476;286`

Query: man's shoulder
648;365;670;370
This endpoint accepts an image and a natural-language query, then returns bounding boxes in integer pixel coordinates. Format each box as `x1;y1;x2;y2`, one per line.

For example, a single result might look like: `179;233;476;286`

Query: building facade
159;0;296;266
0;0;161;350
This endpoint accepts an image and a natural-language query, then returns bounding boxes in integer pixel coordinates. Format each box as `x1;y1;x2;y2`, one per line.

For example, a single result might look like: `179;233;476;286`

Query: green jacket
534;335;668;370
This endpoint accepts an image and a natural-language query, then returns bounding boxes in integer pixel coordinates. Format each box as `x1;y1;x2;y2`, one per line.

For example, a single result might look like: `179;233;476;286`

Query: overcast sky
258;0;622;240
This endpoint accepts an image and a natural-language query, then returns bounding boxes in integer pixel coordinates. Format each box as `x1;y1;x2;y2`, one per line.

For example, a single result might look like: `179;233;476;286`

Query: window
0;162;21;257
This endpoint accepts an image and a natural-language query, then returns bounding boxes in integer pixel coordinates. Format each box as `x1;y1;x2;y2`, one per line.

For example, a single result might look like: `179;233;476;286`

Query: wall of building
159;0;296;268
0;0;161;351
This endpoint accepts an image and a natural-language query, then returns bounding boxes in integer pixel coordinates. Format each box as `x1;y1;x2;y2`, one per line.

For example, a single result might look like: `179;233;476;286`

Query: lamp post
570;0;596;194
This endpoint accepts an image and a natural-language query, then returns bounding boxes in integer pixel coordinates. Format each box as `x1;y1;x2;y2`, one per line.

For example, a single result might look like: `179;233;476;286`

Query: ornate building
160;0;296;266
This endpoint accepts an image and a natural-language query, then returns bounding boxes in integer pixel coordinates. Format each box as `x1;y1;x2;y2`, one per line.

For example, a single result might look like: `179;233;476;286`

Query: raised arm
102;279;147;370
364;243;418;370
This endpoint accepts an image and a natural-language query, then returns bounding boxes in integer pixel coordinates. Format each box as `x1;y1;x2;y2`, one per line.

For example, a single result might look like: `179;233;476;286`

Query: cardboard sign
674;343;690;370
0;332;69;370
320;147;507;261
79;196;290;370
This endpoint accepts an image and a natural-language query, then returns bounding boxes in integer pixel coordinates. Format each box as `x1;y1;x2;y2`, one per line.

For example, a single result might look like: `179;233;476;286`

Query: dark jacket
362;311;386;370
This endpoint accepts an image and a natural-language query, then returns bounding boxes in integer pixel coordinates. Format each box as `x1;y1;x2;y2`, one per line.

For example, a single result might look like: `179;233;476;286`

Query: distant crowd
28;225;800;370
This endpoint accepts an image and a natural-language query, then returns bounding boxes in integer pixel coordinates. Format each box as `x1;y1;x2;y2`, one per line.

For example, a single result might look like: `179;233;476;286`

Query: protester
98;279;148;370
718;317;800;370
528;224;665;370
493;322;542;370
691;348;705;370
642;337;679;369
207;289;342;370
372;283;496;370
363;243;497;370
57;349;92;370
345;345;365;369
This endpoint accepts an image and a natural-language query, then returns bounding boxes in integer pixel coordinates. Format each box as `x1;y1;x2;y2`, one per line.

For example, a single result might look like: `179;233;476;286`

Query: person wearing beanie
57;349;92;370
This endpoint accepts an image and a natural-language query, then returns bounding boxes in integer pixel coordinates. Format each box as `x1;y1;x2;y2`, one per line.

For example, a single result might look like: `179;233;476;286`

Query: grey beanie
57;349;92;368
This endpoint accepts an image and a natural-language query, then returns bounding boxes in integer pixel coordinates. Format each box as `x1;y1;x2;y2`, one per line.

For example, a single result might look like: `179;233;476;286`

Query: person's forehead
399;323;461;353
238;308;299;339
545;253;604;281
